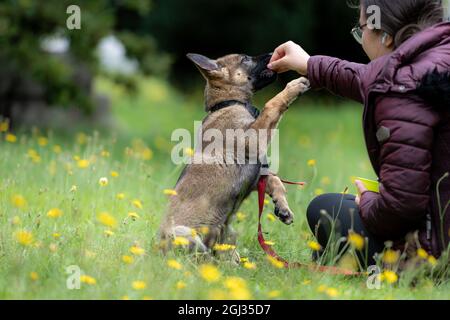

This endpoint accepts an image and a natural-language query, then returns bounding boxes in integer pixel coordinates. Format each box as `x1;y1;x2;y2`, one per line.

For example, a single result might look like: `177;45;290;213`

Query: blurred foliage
143;0;369;87
0;0;170;118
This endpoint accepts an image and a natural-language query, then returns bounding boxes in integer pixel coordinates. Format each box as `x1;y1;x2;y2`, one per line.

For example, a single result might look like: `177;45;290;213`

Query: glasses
351;23;368;45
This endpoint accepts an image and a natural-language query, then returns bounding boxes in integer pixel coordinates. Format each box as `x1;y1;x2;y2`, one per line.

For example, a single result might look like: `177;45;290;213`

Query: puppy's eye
241;56;250;64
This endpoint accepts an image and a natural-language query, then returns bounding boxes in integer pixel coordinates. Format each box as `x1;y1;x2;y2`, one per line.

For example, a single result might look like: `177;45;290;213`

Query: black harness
209;100;260;119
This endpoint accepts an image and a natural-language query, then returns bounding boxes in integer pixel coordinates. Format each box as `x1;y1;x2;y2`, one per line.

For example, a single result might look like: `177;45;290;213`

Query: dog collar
209;100;260;118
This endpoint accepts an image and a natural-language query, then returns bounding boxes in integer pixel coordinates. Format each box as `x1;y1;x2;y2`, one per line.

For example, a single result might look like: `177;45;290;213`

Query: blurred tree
0;0;169;124
143;0;367;87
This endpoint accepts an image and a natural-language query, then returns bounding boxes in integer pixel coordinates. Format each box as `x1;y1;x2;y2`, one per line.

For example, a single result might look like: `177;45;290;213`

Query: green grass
0;77;448;300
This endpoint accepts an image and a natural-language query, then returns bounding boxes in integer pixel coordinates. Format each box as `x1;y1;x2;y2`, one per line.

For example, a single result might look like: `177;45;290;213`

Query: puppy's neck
204;83;253;112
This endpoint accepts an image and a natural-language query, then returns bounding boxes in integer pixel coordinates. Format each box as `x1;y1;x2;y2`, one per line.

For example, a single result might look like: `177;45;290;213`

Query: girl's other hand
268;41;310;75
354;179;368;206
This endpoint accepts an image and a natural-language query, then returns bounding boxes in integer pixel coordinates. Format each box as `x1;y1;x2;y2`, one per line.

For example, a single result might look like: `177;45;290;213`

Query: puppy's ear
186;53;220;79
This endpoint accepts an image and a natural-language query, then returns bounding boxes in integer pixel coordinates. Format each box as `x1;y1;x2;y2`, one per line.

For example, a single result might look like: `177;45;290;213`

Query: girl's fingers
269;44;287;63
267;58;288;73
354;180;368;194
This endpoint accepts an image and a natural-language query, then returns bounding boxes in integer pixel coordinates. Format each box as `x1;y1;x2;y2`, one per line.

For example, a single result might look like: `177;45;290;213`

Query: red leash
257;175;362;276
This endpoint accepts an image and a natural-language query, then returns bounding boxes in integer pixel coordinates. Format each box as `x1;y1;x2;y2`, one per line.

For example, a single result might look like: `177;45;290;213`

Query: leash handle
257;175;362;276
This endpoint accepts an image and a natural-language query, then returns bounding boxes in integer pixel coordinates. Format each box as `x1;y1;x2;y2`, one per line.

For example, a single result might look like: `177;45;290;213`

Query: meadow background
1;76;448;300
0;0;449;300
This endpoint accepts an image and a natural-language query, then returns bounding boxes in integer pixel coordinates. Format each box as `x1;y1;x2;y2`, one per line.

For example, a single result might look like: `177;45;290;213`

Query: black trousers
306;193;385;267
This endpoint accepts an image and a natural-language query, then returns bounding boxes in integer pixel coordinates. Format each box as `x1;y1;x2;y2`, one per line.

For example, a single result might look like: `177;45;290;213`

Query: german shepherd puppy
159;53;309;261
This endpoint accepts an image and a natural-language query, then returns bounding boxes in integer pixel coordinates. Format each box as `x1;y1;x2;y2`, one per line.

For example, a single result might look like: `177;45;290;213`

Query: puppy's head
187;53;277;93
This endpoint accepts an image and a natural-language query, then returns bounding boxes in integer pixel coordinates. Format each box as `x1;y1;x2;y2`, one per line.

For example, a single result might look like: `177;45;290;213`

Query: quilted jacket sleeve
359;94;441;241
307;55;367;103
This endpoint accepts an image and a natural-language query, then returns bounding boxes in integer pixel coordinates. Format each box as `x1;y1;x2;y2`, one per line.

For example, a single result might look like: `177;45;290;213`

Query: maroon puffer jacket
307;22;450;258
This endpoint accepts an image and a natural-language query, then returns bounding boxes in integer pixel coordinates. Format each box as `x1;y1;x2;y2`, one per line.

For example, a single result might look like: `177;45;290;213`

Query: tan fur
159;53;309;261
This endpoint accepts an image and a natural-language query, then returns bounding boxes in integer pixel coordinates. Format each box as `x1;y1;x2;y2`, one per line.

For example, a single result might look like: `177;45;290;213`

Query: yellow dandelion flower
132;280;147;290
264;199;270;205
314;188;324;196
104;229;115;237
116;193;125;200
417;248;428;259
325;287;339;298
99;177;108;186
240;257;249;263
47;208;63;218
307;159;316;167
236;212;246;222
30;271;39;281
52;233;61;239
80;275;96;285
302;279;311;285
198;226;210;235
129;245;145;256
307;240;322;251
110;171;119;178
11;194;27;209
141;147;153;160
184;147;195;157
37;137;48;147
15;230;33;246
213;243;236;251
167;259;183;270
128;212;139;220
264;240;275;246
209;289;228;300
223;277;247;291
267;213;276;222
198;264;221;282
266;256;284;269
53;145;62;154
0;119;9;132
5;133;17;143
243;262;257;270
321;176;331;186
122;255;134;264
132;199;143;209
267;290;281;298
77;159;90;169
176;281;187;290
172;236;190;246
318;285;329;293
163;189;177;196
428;255;437;266
97;212;117;228
382;249;400;264
229;286;252;300
382;270;398;284
348;232;365;250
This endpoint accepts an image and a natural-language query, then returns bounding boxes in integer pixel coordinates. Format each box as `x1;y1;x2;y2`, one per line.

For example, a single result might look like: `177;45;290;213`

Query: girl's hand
354;180;368;206
268;41;310;75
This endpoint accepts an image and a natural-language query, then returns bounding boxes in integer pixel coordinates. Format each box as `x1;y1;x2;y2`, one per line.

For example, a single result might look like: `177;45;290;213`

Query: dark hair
359;0;444;48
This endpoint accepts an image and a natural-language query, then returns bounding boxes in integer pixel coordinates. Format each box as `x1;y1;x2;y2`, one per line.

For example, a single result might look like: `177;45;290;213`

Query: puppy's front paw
274;204;294;225
283;77;310;105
